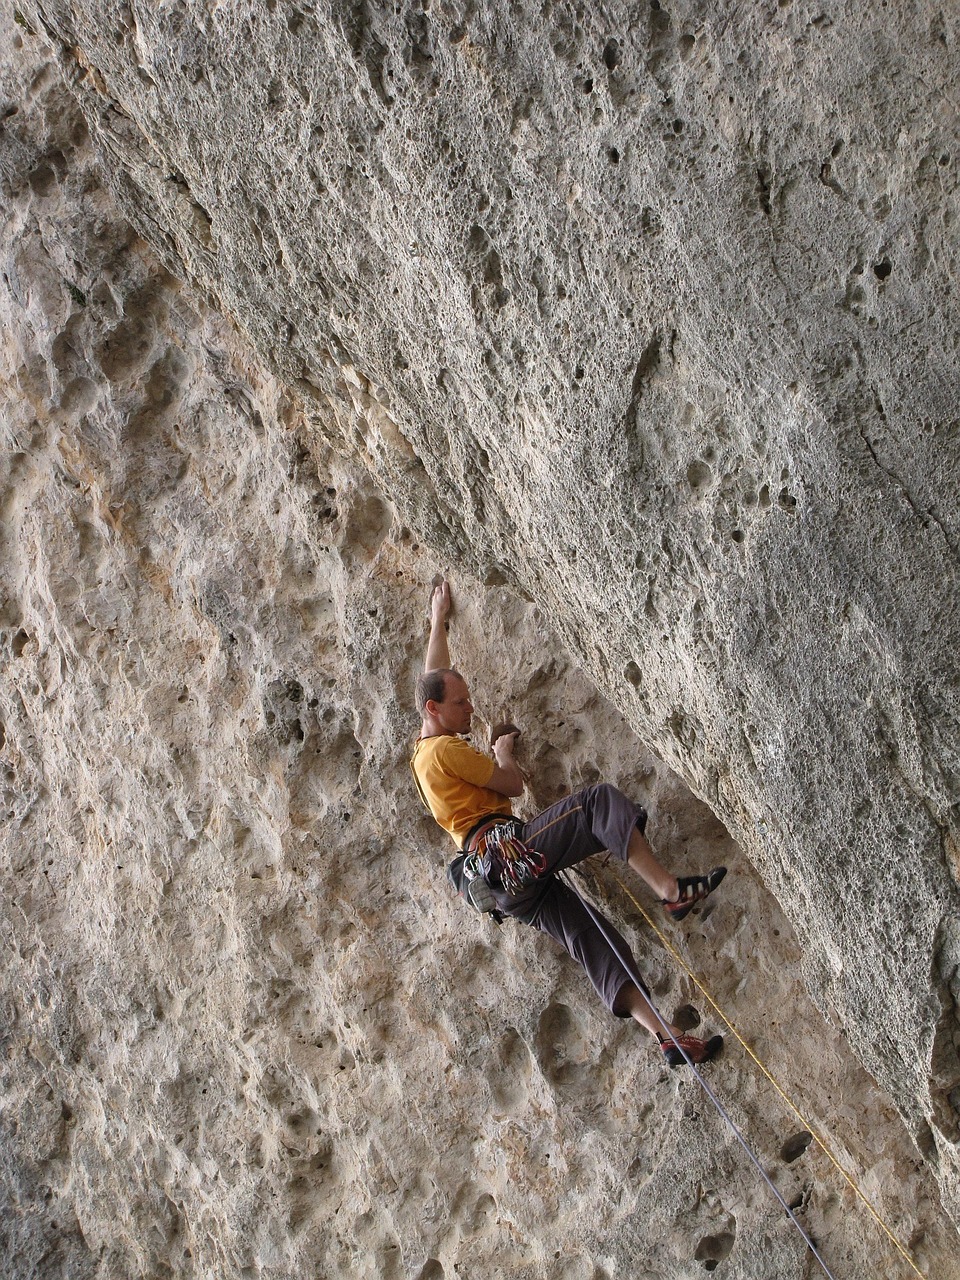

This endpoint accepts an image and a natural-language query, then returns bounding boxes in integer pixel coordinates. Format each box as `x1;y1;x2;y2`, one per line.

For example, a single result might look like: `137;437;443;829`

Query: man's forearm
425;617;451;672
424;579;452;671
489;733;524;797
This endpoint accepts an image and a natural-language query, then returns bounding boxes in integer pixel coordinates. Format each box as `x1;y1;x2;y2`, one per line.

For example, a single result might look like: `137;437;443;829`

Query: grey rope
558;868;839;1280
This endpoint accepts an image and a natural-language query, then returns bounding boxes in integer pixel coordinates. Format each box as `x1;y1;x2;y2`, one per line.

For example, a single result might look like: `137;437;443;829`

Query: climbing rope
575;862;926;1280
559;868;839;1279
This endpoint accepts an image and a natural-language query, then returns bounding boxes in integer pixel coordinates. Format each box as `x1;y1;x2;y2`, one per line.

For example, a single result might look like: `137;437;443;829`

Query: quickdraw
479;823;548;896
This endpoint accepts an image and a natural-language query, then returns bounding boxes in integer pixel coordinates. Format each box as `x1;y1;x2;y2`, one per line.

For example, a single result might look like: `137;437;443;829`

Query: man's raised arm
424;578;452;671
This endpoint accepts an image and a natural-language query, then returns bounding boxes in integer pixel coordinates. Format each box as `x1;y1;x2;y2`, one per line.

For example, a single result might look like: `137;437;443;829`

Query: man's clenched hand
492;730;520;767
490;722;521;748
430;577;451;626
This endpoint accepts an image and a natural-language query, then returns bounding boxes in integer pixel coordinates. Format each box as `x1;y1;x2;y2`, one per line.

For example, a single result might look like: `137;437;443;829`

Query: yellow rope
602;863;926;1280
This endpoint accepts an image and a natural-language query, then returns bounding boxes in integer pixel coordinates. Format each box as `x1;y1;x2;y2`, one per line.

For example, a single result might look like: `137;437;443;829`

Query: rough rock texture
16;0;959;1215
1;4;959;1278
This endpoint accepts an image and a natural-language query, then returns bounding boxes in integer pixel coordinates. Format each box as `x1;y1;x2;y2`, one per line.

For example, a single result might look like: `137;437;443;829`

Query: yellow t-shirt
411;734;513;847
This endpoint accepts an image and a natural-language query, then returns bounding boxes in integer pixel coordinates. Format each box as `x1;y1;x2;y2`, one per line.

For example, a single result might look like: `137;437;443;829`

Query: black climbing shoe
658;1033;724;1069
663;866;727;921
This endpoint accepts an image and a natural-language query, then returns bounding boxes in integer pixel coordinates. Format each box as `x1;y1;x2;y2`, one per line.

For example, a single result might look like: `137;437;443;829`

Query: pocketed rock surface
11;0;959;1225
1;7;959;1280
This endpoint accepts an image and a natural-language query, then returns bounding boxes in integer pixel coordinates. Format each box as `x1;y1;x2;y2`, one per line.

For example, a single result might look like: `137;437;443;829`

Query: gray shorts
494;784;650;1017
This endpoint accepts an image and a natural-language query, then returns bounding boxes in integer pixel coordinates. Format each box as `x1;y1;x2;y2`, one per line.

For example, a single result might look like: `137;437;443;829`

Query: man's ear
424;698;441;718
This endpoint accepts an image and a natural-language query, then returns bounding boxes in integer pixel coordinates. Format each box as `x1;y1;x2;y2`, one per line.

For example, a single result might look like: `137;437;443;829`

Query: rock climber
410;577;727;1068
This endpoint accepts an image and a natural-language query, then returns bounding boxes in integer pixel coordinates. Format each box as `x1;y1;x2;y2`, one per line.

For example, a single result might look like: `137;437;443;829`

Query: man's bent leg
625;827;727;920
520;784;680;899
503;782;725;925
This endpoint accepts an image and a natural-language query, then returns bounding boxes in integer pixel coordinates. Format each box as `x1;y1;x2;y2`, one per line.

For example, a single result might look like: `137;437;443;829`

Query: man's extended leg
617;980;723;1067
523;879;723;1067
614;984;721;1061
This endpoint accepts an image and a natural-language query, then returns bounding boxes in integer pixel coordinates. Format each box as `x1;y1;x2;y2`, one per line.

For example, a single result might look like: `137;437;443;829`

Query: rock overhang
14;0;960;1225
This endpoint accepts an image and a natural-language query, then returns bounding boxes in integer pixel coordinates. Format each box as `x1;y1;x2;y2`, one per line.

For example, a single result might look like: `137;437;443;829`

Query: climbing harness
446;816;548;919
560;865;927;1280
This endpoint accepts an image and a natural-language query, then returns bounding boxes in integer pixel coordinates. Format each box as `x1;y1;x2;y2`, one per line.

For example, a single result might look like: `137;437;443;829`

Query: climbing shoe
658;1033;724;1069
662;866;727;921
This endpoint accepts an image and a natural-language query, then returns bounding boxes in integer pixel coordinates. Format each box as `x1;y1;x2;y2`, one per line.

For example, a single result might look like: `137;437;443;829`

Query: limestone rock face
2;4;959;1277
19;0;959;1201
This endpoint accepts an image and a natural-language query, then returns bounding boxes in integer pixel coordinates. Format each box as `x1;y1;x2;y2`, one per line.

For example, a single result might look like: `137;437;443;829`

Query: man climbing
411;577;727;1068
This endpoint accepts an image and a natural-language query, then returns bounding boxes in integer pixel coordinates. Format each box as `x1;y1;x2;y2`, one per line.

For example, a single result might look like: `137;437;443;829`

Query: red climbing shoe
663;866;727;921
659;1033;724;1069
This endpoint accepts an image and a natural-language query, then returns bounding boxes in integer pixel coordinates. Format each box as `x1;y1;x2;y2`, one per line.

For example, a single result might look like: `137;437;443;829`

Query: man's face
434;674;474;734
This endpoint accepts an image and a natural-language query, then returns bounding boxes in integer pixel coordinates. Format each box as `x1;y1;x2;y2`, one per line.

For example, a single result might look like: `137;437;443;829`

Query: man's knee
576;781;625;812
612;979;642;1019
581;782;647;852
587;781;644;820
